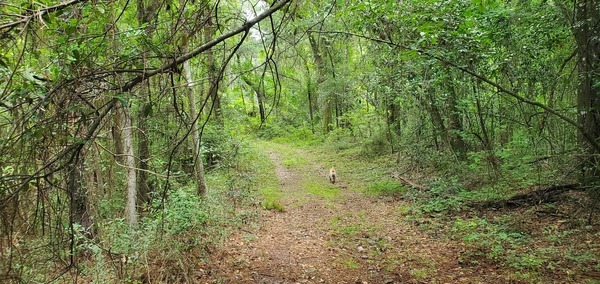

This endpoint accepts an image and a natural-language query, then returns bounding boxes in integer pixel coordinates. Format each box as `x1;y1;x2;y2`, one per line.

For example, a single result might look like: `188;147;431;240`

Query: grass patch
260;186;285;212
260;141;310;167
342;258;360;269
330;215;362;237
304;179;341;200
410;268;433;280
249;141;285;212
365;181;407;196
282;156;302;168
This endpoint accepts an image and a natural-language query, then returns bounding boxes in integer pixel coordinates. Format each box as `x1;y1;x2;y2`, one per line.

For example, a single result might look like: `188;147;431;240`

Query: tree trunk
308;32;332;133
242;75;266;123
137;104;151;209
112;108;124;164
306;72;315;133
204;17;222;123
68;153;92;237
445;70;468;157
136;0;158;210
119;102;137;227
424;88;447;150
183;44;208;196
572;0;600;182
322;97;333;133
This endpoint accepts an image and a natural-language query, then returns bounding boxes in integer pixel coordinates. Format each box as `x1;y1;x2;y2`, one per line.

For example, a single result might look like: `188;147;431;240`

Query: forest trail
198;143;503;283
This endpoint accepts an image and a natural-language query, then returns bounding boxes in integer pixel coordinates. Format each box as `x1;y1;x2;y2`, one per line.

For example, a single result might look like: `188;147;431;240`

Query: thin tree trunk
307;73;315;133
425;89;447;150
68;154;92;235
137;107;151;208
136;0;158;210
204;17;221;123
112;110;124;164
322;98;333;133
183;47;208;196
242;75;267;123
119;102;137;227
445;69;467;157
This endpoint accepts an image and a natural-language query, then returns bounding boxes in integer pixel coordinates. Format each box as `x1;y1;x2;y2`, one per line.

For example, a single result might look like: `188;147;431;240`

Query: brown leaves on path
197;145;506;283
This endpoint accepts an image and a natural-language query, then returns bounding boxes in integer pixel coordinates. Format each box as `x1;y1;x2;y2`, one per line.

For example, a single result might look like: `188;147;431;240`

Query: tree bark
204;17;222;123
137;107;151;208
183;42;208;196
68;153;92;236
119;102;137;227
445;69;468;157
242;75;267;123
308;32;333;133
572;0;600;182
135;0;158;211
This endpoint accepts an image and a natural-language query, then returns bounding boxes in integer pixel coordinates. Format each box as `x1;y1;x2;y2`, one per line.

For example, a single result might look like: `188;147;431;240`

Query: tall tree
182;33;209;196
135;0;159;209
570;0;600;181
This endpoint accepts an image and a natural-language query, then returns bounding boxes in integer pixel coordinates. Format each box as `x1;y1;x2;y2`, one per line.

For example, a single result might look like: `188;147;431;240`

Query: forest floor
196;142;512;283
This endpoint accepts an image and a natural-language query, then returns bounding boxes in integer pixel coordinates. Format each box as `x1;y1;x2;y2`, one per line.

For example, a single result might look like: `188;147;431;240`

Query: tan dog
328;167;337;184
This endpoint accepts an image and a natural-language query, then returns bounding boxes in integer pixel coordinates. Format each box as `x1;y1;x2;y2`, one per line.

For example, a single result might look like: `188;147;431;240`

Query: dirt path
198;144;504;283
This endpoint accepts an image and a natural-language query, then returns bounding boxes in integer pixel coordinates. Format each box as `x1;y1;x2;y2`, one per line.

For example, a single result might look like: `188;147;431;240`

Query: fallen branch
480;184;584;208
391;172;429;191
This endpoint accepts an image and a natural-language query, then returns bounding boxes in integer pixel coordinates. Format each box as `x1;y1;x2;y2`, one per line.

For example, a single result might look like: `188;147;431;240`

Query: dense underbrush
1;136;270;283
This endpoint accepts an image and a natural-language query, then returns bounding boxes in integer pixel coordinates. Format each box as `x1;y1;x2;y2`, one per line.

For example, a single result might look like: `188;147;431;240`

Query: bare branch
120;0;292;92
0;0;89;32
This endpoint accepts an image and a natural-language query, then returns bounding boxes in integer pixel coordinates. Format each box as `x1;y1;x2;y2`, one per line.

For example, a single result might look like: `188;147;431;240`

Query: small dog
328;167;337;184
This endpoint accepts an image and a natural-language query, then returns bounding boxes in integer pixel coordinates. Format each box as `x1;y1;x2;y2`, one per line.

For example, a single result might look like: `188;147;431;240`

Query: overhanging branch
120;0;292;92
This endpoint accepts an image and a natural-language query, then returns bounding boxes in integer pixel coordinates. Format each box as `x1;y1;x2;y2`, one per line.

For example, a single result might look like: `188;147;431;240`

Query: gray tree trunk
119;102;137;227
183;45;208;196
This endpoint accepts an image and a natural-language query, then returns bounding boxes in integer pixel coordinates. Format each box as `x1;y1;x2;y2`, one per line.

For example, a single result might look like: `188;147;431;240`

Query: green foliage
452;217;528;266
342;258;360;269
276;125;321;147
256;123;291;140
201;125;236;169
76;184;236;282
365;181;407;196
262;200;285;212
360;131;393;158
407;178;468;213
152;187;208;235
324;127;355;150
